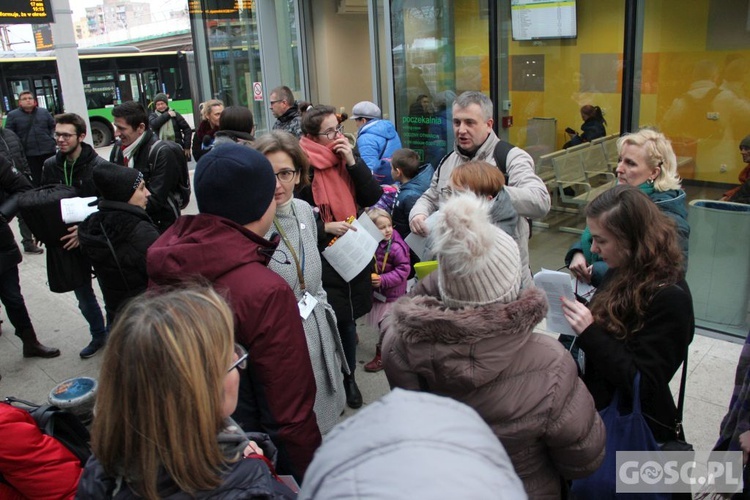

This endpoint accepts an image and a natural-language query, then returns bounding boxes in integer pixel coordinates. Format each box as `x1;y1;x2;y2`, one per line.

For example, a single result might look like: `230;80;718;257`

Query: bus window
8;79;31;107
34;77;61;113
118;72;141;103
142;69;159;105
84;73;116;109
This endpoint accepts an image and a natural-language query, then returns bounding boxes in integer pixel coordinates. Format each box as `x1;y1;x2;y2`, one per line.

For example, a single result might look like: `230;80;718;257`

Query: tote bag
571;372;670;500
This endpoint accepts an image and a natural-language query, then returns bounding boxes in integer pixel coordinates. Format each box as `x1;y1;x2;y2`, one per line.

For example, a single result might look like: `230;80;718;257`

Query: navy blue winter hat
194;143;276;226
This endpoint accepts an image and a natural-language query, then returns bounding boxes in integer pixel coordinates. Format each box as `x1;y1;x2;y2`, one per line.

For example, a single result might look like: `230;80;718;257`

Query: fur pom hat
432;193;521;308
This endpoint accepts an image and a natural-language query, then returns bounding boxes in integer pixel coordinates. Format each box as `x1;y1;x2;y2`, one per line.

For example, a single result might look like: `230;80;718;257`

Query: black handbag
658;345;694;452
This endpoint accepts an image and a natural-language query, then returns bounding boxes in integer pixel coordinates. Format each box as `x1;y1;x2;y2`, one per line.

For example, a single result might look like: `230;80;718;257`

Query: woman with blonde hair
255;130;347;434
76;286;295;499
191;99;224;161
566;128;689;287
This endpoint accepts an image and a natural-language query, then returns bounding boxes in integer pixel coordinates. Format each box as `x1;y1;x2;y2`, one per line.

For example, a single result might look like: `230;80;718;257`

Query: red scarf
300;136;357;223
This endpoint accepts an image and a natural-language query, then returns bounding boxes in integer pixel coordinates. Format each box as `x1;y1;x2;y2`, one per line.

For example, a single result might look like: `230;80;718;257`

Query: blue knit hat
194;143;276;226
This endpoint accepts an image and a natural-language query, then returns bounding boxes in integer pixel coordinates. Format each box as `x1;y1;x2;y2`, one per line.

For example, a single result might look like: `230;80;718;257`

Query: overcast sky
5;0;187;51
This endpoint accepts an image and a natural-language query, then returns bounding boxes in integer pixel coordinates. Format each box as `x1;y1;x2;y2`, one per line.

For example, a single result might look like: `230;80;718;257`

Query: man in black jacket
5;91;56;188
42;113;110;358
148;93;192;160
0;116;43;254
109;101;185;232
0;154;59;381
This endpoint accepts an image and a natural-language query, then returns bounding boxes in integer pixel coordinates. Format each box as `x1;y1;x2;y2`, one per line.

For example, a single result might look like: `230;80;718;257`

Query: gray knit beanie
432;193;521;309
154;93;169;105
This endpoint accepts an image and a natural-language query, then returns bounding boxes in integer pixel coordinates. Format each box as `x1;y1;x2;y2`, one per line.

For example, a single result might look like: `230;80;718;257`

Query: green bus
0;48;194;148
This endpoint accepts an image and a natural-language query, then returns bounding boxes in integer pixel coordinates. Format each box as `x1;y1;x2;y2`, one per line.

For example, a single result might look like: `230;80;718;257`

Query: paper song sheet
533;268;577;336
322;213;383;282
60;197;98;224
403;212;439;261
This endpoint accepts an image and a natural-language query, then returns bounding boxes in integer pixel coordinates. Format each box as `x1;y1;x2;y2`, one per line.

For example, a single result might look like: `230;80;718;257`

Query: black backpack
3;397;92;468
147;139;191;210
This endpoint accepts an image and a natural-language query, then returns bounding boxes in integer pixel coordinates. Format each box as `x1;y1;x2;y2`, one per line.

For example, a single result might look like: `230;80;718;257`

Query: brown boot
16;326;60;358
364;343;383;372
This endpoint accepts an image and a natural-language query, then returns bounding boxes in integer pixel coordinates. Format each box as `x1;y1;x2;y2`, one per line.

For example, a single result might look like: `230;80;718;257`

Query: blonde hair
617;128;682;191
367;207;392;225
200;99;224;122
451;160;505;198
91;286;235;499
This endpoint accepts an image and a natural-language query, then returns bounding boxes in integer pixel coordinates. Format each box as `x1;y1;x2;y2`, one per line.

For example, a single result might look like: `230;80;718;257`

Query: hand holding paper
532;268;577;336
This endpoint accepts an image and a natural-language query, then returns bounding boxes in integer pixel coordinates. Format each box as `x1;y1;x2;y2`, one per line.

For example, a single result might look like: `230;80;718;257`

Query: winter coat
0;155;32;275
373;230;410;302
0;403;83;500
5;106;56;157
0;128;31;177
264;199;347;435
296;157;383;322
78;200;160;321
565;118;606;148
76;419;295;499
564;187;690;287
109;130;183;232
213;130;255;148
42;142;114;293
273;108;302;138
147;214;322;481
148;108;193;151
356;119;402;184
299;389;527;500
191;120;218;162
577;275;695;443
391;163;434;239
410;132;551;290
382;274;606;499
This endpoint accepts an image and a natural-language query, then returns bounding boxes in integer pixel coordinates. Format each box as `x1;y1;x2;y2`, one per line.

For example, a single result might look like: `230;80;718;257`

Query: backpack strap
493;140;515;183
433;152;454;183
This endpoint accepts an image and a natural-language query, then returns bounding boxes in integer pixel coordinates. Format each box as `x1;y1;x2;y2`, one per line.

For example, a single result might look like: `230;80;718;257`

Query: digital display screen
0;0;54;25
511;0;577;41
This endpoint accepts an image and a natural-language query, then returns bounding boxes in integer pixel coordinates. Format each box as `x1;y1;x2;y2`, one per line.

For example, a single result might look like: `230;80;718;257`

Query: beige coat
382;275;605;499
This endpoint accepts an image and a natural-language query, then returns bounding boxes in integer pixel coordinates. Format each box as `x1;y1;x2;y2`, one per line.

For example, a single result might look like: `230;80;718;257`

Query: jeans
0;265;32;330
73;282;107;339
337;318;358;375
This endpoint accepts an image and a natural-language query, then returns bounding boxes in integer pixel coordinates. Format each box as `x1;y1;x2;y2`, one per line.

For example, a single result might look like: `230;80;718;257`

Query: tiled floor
0;160;744;457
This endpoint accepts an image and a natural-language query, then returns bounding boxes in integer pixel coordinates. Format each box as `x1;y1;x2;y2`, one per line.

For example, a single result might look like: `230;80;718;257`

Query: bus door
7;78;31;108
117;72;145;106
141;69;159;104
34;76;61;114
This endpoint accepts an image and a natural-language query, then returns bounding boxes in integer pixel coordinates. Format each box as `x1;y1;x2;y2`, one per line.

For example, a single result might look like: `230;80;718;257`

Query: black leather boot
343;373;363;409
16;326;61;358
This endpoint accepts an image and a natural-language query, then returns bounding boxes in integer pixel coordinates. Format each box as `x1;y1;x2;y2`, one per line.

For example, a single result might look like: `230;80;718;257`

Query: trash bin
686;200;750;331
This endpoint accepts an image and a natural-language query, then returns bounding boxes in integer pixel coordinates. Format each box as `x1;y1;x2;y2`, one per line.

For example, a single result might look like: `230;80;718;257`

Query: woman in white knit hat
382;192;605;499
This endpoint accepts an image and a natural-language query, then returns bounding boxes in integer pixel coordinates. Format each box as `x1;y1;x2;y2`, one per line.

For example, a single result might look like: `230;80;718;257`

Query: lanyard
273;206;306;292
63;157;76;186
375;238;392;274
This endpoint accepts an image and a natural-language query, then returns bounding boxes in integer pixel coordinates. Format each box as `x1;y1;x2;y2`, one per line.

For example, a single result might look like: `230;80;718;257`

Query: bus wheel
91;121;113;148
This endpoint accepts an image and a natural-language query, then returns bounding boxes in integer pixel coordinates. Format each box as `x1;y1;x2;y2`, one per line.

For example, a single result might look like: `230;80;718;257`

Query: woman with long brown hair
76;286;295;499
561;184;694;443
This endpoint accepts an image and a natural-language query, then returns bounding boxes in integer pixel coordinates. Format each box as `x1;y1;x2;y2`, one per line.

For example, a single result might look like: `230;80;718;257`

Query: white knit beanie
433;192;522;309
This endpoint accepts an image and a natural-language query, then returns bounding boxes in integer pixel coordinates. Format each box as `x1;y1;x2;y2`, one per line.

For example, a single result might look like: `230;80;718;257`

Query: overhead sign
188;0;254;18
0;0;54;25
33;24;54;51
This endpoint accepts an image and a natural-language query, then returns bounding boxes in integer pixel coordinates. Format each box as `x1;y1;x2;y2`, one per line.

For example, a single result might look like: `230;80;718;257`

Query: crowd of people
0;87;748;499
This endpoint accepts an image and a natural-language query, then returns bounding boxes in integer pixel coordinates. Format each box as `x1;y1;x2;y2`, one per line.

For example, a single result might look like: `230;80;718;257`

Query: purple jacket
375;230;411;302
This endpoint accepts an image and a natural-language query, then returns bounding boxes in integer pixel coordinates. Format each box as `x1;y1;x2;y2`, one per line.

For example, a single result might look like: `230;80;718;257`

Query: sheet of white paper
403;212;440;261
60;197;98;224
322;215;381;282
356;211;385;243
533;268;577;336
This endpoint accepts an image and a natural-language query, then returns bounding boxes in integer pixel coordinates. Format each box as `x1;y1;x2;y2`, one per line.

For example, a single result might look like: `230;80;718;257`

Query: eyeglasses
275;169;297;183
318;125;344;140
227;343;248;373
54;132;77;140
269;100;282;106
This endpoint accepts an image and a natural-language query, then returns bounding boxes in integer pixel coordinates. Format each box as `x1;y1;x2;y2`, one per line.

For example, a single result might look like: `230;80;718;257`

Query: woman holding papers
255;131;347;433
383;193;605;498
298;105;383;409
565;128;689;287
561;185;694;443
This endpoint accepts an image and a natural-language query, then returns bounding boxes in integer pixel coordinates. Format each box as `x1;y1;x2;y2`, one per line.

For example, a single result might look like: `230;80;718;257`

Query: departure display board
0;0;54;25
511;0;577;41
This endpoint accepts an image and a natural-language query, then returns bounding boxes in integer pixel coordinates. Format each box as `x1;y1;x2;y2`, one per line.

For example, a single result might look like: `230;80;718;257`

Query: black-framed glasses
228;343;248;373
318;125;344;140
54;132;77;140
275;169;297;183
269;100;281;105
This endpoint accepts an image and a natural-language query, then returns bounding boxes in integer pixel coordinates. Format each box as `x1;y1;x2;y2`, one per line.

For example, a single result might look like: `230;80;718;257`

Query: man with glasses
39;113;111;358
270;86;303;138
148;143;322;482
